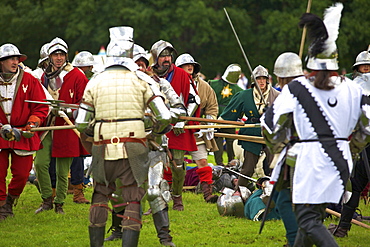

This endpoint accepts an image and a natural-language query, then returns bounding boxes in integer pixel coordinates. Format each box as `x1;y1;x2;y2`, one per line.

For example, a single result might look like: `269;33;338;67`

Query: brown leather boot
0;194;17;221
328;223;349;237
54;203;65;214
172;195;184;211
67;178;74;194
200;182;218;203
73;183;90;204
35;196;54;214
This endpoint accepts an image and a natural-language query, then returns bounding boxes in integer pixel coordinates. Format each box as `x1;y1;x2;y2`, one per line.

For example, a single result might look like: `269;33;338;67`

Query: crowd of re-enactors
1;3;370;247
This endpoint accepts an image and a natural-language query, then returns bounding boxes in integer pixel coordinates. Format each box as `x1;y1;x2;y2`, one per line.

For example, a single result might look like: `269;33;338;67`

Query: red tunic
165;65;199;151
42;68;89;157
0;70;49;151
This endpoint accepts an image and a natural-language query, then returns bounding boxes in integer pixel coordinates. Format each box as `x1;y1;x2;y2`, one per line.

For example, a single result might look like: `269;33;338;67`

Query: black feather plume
299;13;328;57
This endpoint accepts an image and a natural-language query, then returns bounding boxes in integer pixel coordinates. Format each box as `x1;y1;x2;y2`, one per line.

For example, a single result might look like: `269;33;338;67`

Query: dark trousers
214;128;235;165
338;147;370;229
294;204;338;247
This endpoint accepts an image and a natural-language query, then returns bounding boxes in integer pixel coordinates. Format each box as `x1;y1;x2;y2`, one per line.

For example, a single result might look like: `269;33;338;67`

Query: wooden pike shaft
179;116;245;126
214;133;265;144
30;125;76;131
326;208;370;229
62;117;80;138
184;124;260;129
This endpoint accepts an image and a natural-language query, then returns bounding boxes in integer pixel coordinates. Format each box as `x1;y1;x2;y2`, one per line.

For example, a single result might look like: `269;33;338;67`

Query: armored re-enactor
262;4;370;246
104;43;179;246
209;64;243;166
220;65;279;188
150;40;200;211
34;37;89;215
0;43;48;221
329;50;370;237
76;27;173;247
175;53;219;203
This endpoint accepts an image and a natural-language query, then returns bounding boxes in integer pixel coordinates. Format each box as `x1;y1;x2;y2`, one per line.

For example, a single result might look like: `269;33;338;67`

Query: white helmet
38;43;49;66
133;44;149;67
175;53;201;75
274;52;303;78
221;64;241;84
252;65;269;80
352;51;370;70
106;26;134;58
0;43;27;62
48;37;68;55
72;51;95;67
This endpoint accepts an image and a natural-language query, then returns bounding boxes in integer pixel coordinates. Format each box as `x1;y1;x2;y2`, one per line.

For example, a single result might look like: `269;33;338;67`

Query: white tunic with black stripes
262;75;369;204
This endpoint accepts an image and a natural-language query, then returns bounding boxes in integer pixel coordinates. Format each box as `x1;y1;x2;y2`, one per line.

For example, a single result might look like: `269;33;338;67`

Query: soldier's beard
153;63;170;77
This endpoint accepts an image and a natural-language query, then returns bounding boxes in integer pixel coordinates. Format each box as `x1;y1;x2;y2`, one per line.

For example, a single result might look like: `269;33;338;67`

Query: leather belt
94;137;147;147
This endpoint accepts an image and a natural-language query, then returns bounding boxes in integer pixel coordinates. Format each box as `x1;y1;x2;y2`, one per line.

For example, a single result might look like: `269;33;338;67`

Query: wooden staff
326;208;370;229
62;116;80;138
30;125;76;132
214;133;265;144
299;0;313;58
179;116;245;126
184;124;260;129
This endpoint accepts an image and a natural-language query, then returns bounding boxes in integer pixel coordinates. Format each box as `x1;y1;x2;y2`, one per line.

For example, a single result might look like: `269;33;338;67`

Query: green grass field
1;154;370;246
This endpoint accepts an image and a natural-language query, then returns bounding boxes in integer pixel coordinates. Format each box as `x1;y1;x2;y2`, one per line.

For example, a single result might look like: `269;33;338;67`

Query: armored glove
205;114;215;140
173;121;185;136
22;115;41;138
0;124;21;141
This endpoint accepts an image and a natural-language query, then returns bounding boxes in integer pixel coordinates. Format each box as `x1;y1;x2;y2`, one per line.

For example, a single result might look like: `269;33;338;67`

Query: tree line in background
1;0;368;80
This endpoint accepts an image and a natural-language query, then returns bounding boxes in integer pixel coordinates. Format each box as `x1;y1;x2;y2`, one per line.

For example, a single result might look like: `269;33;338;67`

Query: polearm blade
223;8;267;106
259;183;276;234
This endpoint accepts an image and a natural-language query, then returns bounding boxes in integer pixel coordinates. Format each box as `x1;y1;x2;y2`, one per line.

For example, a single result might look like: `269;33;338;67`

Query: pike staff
223;8;267;106
298;0;313;58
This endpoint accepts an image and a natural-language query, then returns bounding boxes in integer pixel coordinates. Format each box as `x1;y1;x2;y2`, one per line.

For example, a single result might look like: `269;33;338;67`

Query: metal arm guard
186;85;200;117
158;78;187;123
263;112;293;154
158;78;183;107
137;71;172;135
147;151;171;214
75;102;95;133
350;111;370;160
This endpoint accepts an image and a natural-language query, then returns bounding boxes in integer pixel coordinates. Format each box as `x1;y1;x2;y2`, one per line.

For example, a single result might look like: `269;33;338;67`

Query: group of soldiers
1;2;370;247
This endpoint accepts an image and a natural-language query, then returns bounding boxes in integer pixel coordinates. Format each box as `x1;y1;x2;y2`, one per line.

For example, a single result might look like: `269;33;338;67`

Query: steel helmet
106;26;134;58
0;44;27;62
352;51;370;70
221;64;241;84
251;65;269;83
175;53;201;75
274;52;303;78
38;43;49;66
133;44;149;67
150;40;177;66
216;187;245;218
72;51;95;67
48;37;68;55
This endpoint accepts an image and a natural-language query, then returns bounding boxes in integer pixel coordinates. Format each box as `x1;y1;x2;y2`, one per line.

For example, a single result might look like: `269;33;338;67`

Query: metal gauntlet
75;102;95;133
